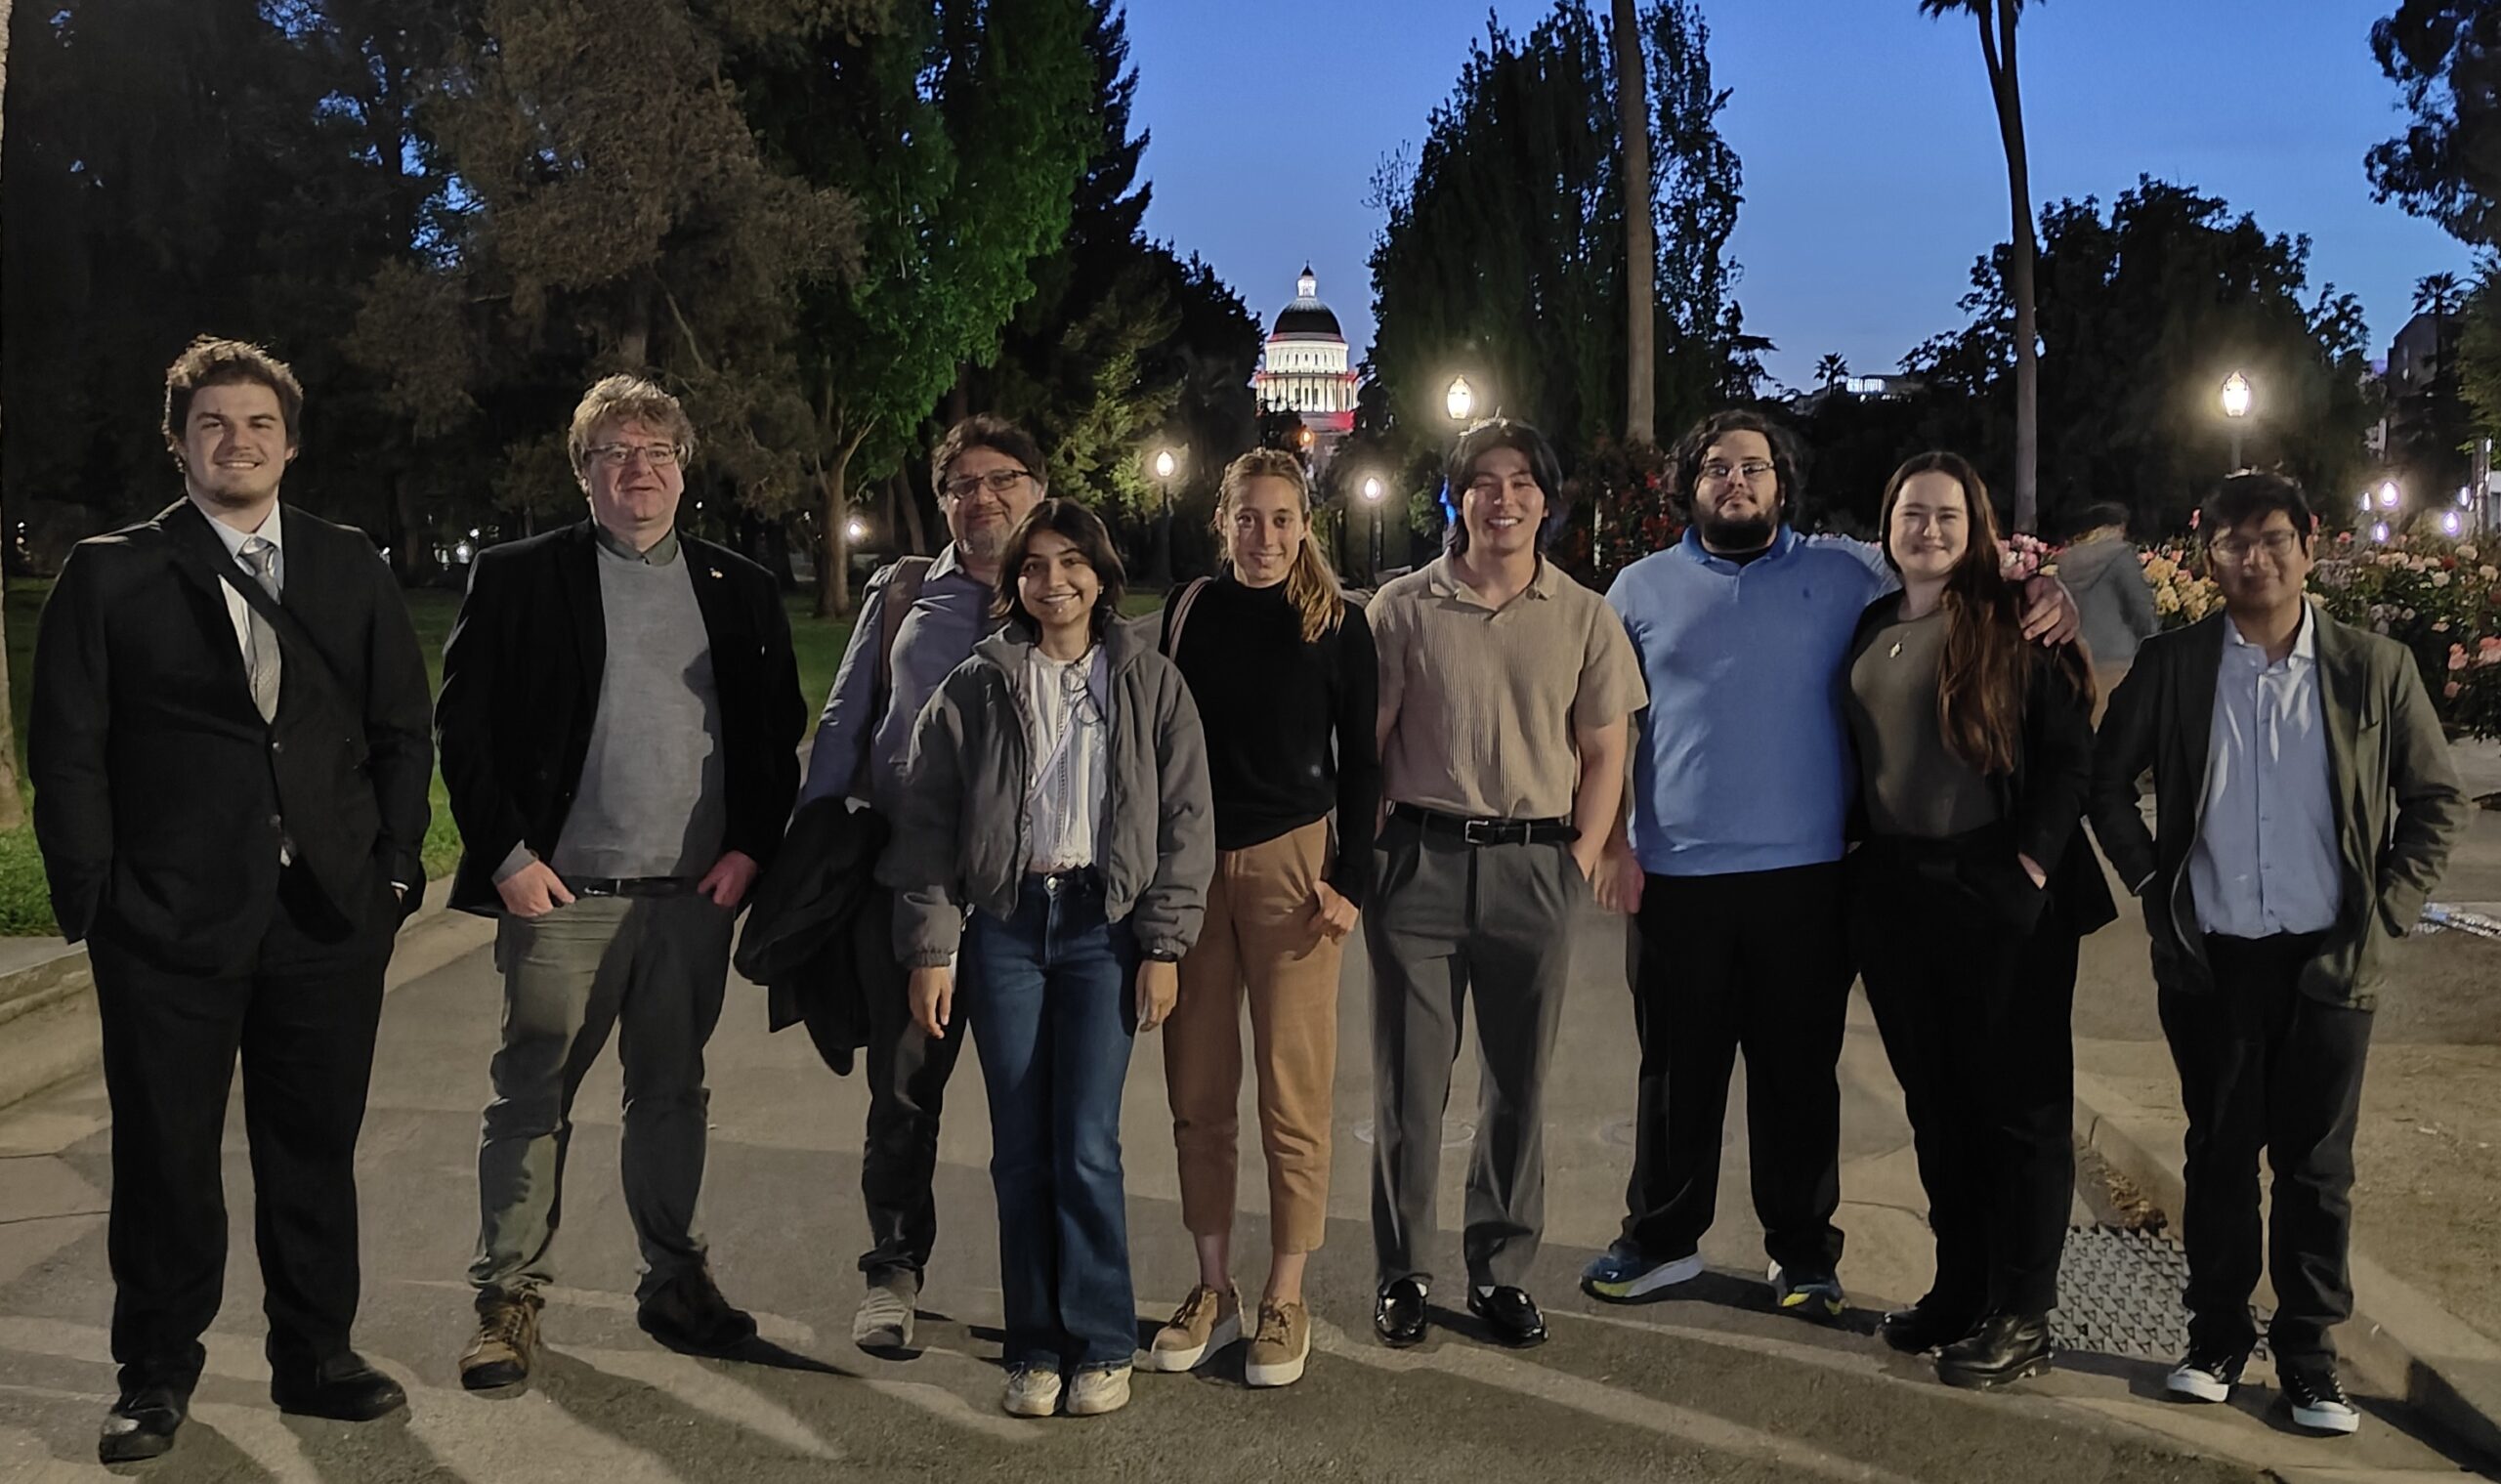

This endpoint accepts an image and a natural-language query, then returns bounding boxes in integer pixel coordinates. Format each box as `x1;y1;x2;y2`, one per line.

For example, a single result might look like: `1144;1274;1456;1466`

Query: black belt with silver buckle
1029;867;1102;895
568;876;701;899
1388;803;1578;847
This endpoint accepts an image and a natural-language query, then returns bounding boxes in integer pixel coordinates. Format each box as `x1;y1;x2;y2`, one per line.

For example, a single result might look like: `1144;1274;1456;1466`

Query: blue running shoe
1580;1241;1706;1303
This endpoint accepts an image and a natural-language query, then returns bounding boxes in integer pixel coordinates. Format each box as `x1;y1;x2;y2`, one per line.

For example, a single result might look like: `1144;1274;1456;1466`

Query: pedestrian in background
2056;501;2158;724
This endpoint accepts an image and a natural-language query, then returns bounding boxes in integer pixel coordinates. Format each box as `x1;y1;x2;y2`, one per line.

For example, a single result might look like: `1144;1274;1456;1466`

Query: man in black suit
30;337;434;1463
438;375;802;1391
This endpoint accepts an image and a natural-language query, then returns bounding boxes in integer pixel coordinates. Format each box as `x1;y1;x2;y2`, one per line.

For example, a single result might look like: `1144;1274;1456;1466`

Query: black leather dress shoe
1880;1303;1977;1355
1374;1277;1428;1347
1935;1312;2054;1389
1465;1285;1548;1348
271;1353;407;1421
98;1386;188;1463
638;1267;759;1355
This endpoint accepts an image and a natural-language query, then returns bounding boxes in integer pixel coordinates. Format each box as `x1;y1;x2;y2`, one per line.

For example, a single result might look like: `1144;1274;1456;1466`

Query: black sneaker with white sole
2163;1345;2247;1403
2279;1360;2360;1435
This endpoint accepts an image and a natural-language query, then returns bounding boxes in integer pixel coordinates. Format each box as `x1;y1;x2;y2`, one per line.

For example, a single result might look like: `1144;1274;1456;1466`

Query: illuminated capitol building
1250;266;1357;470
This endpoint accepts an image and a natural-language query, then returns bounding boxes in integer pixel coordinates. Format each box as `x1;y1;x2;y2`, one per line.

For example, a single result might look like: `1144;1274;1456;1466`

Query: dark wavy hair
1444;419;1570;555
162;336;305;464
994;497;1127;639
2200;472;2315;552
1878;450;2094;775
1667;408;1805;526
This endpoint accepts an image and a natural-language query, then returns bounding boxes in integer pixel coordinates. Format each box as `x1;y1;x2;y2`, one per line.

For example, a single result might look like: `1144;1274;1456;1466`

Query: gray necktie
240;537;281;723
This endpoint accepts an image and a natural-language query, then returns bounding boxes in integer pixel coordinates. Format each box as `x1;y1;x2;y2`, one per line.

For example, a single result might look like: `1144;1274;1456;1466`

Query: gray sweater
2058;533;2158;668
881;617;1214;967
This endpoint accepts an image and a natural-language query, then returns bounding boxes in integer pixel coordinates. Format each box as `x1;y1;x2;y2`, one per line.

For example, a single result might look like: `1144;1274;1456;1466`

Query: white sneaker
851;1271;917;1352
1001;1365;1063;1418
2164;1347;2244;1404
1066;1364;1132;1417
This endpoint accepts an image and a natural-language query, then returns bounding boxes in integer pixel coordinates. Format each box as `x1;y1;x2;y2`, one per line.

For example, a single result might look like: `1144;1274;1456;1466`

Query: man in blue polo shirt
1583;410;2073;1317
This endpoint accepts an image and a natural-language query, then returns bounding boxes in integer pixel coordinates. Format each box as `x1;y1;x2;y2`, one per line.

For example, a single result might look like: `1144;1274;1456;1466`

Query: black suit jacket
436;520;804;914
29;499;435;973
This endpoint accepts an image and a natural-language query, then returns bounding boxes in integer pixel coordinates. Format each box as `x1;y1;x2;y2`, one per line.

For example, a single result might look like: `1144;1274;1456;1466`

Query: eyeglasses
585;443;682;471
1698;459;1776;486
942;467;1034;500
2210;530;2302;565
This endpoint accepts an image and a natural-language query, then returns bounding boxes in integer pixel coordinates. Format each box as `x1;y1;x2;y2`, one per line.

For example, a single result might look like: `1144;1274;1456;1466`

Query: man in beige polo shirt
1365;419;1645;1352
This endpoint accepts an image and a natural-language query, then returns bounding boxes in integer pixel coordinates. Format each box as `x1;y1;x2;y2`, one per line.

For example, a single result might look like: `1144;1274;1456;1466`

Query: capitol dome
1250;266;1358;468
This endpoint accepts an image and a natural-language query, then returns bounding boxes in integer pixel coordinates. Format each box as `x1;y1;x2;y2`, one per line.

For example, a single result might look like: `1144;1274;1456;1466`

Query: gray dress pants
471;894;733;1302
1367;816;1582;1292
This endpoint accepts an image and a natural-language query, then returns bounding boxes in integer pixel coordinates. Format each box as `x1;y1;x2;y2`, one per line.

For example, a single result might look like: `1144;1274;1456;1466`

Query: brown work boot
460;1291;543;1391
1245;1298;1311;1388
1139;1283;1241;1373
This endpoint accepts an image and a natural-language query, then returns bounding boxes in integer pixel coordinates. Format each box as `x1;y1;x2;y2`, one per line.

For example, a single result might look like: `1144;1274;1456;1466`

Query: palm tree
1922;0;2040;532
0;0;22;830
1815;353;1849;391
2417;270;2464;372
1611;0;1656;446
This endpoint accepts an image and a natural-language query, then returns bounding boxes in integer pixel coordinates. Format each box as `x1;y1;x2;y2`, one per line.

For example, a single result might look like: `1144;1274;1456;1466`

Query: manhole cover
1350;1118;1475;1148
2052;1224;2268;1364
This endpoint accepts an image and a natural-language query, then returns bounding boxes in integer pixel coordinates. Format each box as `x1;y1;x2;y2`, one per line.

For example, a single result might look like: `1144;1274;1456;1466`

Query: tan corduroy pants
1164;820;1342;1253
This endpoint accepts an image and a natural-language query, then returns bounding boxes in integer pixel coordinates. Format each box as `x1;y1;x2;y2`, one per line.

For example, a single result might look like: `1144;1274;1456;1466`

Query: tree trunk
898;473;928;555
1984;0;2039;532
0;0;24;830
1612;0;1656;447
815;447;859;618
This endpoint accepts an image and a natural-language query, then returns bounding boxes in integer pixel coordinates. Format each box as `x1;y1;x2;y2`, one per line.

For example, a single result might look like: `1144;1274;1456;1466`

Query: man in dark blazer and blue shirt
438;375;802;1392
2091;472;2466;1437
30;337;434;1462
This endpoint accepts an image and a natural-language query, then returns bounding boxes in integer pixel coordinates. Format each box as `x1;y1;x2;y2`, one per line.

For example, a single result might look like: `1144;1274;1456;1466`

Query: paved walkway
3;895;2491;1481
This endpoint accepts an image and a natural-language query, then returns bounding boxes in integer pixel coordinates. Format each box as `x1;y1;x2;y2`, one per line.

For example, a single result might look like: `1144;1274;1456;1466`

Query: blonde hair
1216;448;1343;644
567;374;697;476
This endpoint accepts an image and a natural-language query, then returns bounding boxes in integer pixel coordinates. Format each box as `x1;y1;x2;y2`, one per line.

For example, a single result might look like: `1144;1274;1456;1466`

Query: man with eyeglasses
797;414;1045;1352
439;375;803;1390
2090;472;2462;1435
1582;410;2076;1323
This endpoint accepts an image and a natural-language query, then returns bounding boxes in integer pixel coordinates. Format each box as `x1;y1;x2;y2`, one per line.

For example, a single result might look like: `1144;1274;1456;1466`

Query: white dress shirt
198;499;283;666
2187;602;2342;938
1022;645;1111;872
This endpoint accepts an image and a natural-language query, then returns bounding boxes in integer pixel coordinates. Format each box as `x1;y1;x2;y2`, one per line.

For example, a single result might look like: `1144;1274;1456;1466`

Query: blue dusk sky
1125;0;2476;392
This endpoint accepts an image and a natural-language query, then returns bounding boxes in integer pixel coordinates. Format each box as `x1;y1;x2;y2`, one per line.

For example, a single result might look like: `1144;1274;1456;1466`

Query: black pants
1620;862;1849;1274
856;881;967;1279
1850;837;2078;1322
2160;932;2371;1362
91;867;392;1395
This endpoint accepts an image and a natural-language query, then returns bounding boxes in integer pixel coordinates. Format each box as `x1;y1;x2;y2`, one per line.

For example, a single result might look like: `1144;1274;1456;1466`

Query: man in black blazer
30;337;433;1462
438;374;802;1391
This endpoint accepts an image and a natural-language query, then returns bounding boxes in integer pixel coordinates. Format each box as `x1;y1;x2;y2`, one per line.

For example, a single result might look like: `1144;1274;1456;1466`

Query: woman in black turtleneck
1136;448;1378;1392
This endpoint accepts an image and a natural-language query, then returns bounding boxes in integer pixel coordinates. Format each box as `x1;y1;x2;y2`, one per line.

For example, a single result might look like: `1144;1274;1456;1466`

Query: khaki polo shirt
1369;554;1646;821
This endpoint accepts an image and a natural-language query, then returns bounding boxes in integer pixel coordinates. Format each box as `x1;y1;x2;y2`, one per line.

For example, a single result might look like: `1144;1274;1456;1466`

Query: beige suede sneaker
1245;1299;1310;1388
1138;1284;1242;1373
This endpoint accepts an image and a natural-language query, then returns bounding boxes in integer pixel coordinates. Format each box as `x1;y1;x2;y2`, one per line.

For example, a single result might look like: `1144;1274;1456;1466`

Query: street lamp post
2221;371;2252;471
1151;446;1178;587
1445;375;1476;424
1362;475;1383;577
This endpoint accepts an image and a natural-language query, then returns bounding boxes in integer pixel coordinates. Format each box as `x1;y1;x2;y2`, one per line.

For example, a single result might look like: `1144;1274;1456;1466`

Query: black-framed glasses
942;467;1034;500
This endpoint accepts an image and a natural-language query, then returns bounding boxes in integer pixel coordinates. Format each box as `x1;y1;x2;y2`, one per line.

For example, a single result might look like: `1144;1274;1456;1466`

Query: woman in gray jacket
882;498;1213;1420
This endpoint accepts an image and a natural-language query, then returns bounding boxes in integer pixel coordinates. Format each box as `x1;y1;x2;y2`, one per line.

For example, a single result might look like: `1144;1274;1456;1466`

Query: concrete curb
2072;1064;2501;1471
0;883;461;1115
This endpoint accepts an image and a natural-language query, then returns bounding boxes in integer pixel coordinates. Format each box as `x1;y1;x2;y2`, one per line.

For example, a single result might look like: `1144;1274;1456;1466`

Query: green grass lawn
0;578;1164;937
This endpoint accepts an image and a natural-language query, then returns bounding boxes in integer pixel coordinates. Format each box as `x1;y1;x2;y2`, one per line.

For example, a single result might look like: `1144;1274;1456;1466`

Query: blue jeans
960;873;1140;1370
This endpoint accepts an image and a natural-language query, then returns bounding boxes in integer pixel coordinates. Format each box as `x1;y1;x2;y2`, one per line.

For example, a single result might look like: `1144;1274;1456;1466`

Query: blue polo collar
1676;523;1799;573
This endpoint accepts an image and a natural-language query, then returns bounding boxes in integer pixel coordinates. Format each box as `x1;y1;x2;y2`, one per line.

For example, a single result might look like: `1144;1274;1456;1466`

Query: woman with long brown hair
1139;448;1378;1389
1842;451;2114;1390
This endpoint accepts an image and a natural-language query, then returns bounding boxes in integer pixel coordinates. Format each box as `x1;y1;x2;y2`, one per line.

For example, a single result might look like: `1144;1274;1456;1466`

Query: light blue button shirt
800;544;999;812
2187;603;2342;938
